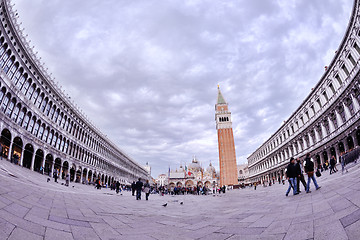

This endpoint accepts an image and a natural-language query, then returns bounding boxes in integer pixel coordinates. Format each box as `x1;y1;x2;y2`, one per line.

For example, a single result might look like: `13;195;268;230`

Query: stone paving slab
1;160;360;239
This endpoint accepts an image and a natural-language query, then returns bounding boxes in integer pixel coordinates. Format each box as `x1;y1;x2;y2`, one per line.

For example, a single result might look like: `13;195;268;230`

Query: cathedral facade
167;157;218;189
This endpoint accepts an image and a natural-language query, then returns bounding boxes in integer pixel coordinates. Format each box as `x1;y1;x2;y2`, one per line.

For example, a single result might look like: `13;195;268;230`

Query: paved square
0;160;360;239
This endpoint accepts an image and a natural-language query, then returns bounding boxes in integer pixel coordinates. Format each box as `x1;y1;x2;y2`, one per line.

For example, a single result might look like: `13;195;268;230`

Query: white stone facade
0;0;149;185
248;0;360;184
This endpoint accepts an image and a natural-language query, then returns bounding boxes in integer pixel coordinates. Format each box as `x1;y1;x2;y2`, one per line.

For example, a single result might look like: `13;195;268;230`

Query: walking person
116;181;121;194
295;158;307;193
286;158;298;196
135;178;143;200
330;156;337;174
304;153;321;193
340;152;348;174
53;168;58;183
144;180;150;200
65;172;70;187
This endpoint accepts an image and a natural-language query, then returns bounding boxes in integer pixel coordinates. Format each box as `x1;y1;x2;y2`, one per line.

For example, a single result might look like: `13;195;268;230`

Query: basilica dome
206;163;216;174
188;158;202;172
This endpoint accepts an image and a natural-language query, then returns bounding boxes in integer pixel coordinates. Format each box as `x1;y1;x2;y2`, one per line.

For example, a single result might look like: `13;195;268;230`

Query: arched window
11;103;21;121
17;108;26;125
42;128;49;142
8;61;19;79
45;101;52;116
33;120;40;136
49;105;56;119
47;130;53;145
16;73;27;89
40;97;48;112
36;93;44;108
32;88;40;104
22;112;32;129
21;78;31;95
5;98;15;116
3;55;14;73
54;109;60;122
57;112;63;126
38;124;45;139
27;116;36;132
52;133;58;147
0;49;11;67
1;93;10;112
13;67;23;84
26;84;36;100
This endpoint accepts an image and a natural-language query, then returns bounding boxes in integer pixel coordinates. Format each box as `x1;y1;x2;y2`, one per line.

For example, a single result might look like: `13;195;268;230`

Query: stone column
308;132;314;147
320;122;327;138
328;116;335;133
30;153;35;171
342;102;352;121
335;109;343;126
314;128;320;143
19;148;24;166
350;94;360;112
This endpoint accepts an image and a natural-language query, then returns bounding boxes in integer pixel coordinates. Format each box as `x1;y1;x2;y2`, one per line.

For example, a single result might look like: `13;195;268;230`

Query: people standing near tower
295;158;306;193
135;178;143;200
286;158;298;196
304;153;321;193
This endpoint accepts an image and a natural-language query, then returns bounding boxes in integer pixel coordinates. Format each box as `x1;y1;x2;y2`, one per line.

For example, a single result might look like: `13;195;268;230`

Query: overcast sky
12;0;353;178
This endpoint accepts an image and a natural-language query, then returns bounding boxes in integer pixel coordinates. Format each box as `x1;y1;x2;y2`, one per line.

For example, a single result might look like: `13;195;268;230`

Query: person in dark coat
131;181;136;196
144;180;151;200
304;153;321;193
295;158;307;193
286;157;298;196
135;178;143;200
116;181;121;194
330;156;337;174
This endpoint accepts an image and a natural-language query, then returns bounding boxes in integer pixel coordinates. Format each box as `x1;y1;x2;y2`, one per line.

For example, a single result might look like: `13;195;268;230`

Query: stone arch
62;161;69;179
347;135;355;150
22;143;34;169
11;136;22;164
44;154;53;176
204;181;211;188
70;164;76;182
76;167;82;183
356;129;360;146
82;168;87;184
54;158;61;174
338;141;345;153
330;147;337;159
88;170;92;182
34;149;44;173
185;180;194;188
0;128;11;158
176;182;182;187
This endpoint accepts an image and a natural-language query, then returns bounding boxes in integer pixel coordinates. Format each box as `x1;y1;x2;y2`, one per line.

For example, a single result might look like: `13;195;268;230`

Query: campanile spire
215;86;238;186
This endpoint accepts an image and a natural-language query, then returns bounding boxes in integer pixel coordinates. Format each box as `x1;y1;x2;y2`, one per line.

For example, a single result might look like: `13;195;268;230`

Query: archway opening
330;147;336;159
88;170;92;183
76;168;82;183
0;128;11;158
54;158;61;174
11;136;23;164
44;154;53;176
347;136;354;150
82;168;87;184
70;165;76;182
62;161;69;179
338;142;345;154
356;129;360;146
23;143;34;169
34;149;44;173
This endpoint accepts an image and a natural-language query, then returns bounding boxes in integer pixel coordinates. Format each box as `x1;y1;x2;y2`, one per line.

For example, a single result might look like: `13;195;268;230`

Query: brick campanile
215;86;238;186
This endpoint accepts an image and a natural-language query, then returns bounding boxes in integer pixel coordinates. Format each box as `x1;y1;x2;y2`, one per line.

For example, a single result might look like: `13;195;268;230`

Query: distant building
156;174;168;186
144;162;151;176
237;163;250;185
167;157;219;189
215;86;238;186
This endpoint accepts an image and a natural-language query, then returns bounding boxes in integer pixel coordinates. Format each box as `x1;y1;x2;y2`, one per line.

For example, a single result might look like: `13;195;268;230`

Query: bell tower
215;86;238;186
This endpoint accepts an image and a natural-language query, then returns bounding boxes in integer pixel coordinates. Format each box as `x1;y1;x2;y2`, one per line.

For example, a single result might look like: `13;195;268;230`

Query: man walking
340;152;348;174
135;178;143;200
286;158;298;196
304;153;321;193
330;156;337;174
295;158;307;193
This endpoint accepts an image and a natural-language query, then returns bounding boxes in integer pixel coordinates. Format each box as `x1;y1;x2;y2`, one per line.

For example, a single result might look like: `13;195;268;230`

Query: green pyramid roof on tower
217;86;226;104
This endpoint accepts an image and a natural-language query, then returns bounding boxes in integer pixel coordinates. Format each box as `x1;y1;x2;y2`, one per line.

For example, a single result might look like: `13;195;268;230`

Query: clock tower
215;86;238;186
